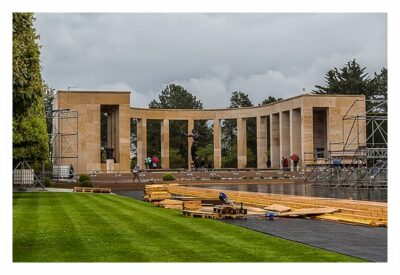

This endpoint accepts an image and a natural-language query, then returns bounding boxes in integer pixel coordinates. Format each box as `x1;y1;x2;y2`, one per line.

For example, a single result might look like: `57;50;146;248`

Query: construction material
157;199;183;210
144;184;171;202
278;207;338;217
183;200;202;211
183;210;247;220
168;185;387;226
264;204;292;213
73;187;111;193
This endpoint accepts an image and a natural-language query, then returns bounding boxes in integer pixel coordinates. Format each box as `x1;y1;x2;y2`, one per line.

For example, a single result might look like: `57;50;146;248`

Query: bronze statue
182;128;200;166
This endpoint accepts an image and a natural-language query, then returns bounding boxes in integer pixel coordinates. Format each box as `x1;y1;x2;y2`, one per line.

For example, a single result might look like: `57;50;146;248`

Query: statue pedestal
106;159;114;173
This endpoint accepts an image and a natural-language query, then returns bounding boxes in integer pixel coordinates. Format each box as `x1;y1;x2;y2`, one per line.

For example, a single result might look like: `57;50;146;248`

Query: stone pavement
223;218;387;262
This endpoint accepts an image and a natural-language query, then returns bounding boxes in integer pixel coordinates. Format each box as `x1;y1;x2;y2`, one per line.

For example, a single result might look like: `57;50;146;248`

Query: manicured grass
13;192;364;262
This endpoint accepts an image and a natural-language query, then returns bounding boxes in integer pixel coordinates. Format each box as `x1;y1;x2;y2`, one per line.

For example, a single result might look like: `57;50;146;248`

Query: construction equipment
213;192;247;216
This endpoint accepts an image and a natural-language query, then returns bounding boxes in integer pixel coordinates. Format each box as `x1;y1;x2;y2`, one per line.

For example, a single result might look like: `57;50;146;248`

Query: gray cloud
34;13;387;108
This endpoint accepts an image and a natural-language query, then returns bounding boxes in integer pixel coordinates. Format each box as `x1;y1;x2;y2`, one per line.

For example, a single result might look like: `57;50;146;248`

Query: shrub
79;174;92;187
43;177;52;187
80;180;93;187
79;174;90;183
162;173;175;181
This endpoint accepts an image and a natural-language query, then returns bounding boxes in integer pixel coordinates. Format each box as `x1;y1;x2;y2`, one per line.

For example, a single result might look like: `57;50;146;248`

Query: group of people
265;154;300;171
190;158;213;172
144;156;159;169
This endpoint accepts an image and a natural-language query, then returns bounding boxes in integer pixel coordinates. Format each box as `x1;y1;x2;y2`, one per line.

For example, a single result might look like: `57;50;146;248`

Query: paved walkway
223;218;387;262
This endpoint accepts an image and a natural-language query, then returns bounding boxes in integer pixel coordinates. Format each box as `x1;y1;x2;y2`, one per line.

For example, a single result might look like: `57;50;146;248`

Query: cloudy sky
34;13;387;108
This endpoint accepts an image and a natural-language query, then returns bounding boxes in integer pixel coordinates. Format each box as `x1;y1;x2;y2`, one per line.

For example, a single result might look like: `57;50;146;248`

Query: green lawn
13;192;364;262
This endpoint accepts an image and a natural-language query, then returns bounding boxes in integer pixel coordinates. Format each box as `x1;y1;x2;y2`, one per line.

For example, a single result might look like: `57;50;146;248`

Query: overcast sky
34;13;387;108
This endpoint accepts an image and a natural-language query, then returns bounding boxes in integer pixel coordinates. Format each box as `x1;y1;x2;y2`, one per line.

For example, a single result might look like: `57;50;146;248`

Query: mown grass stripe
13;193;364;262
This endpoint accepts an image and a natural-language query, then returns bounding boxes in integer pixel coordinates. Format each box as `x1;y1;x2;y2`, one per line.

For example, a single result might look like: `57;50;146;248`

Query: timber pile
156;199;183;210
264;204;291;213
73;187;112;193
278;207;338;217
144;184;171;202
183;200;202;211
168;185;387;226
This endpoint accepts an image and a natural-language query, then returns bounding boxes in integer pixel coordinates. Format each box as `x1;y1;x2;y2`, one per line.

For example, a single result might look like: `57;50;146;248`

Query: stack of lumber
144;184;171;202
155;199;183;210
168;185;387;227
183;200;202;211
264;204;291;213
278;207;338;217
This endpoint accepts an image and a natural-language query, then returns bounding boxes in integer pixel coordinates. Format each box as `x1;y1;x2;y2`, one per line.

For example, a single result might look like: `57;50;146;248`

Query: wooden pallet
182;210;247;220
182;210;219;219
73;187;112;193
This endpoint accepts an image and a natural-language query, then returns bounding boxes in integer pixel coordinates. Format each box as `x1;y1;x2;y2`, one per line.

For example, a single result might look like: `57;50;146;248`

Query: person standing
266;159;271;168
132;164;141;183
207;159;213;172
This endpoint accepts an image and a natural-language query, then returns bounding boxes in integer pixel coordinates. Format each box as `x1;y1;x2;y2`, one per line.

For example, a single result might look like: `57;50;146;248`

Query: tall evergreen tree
313;59;371;96
13;13;49;164
313;59;387;112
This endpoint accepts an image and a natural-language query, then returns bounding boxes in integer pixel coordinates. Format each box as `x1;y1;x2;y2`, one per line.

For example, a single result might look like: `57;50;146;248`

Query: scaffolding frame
46;109;79;171
305;99;387;188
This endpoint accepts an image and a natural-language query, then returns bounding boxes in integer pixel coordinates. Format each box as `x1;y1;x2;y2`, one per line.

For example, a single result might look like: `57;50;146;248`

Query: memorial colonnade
55;91;365;173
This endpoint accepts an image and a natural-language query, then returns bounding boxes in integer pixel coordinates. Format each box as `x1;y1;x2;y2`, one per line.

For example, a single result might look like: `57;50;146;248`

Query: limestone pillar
161;119;170;169
237;117;247;169
290;109;302;171
188;119;194;169
213;119;221;169
256;116;267;169
136;118;147;169
280;111;290;169
301;108;313;167
270;113;280;168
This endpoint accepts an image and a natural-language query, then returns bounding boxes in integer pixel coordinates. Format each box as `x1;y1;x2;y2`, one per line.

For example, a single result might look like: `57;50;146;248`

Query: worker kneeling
219;192;233;207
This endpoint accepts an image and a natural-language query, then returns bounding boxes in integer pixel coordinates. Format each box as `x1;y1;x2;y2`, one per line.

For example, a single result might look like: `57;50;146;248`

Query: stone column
161;119;170;169
280;111;290;169
136;118;147;169
270;113;280;168
290;109;302;171
301;108;313;167
188;119;194;169
213;119;221;169
256;116;267;169
237;117;247;169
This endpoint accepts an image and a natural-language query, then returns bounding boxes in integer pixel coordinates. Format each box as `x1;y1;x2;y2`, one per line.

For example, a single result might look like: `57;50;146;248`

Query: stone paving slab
223;218;387;262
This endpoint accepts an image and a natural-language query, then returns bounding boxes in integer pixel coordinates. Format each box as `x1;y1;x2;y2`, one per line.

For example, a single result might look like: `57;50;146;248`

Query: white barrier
53;165;70;178
13;169;34;185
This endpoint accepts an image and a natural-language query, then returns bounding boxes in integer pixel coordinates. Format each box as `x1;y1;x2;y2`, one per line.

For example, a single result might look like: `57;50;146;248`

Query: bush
79;174;92;187
79;174;91;183
162;173;175;181
80;180;93;187
43;177;52;187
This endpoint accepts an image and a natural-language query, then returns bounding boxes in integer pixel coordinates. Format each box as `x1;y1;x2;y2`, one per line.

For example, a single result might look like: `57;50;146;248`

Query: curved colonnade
55;91;365;173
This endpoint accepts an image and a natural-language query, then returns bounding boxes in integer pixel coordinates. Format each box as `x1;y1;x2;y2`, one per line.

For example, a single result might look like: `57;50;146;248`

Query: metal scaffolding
46;109;79;173
305;99;387;188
